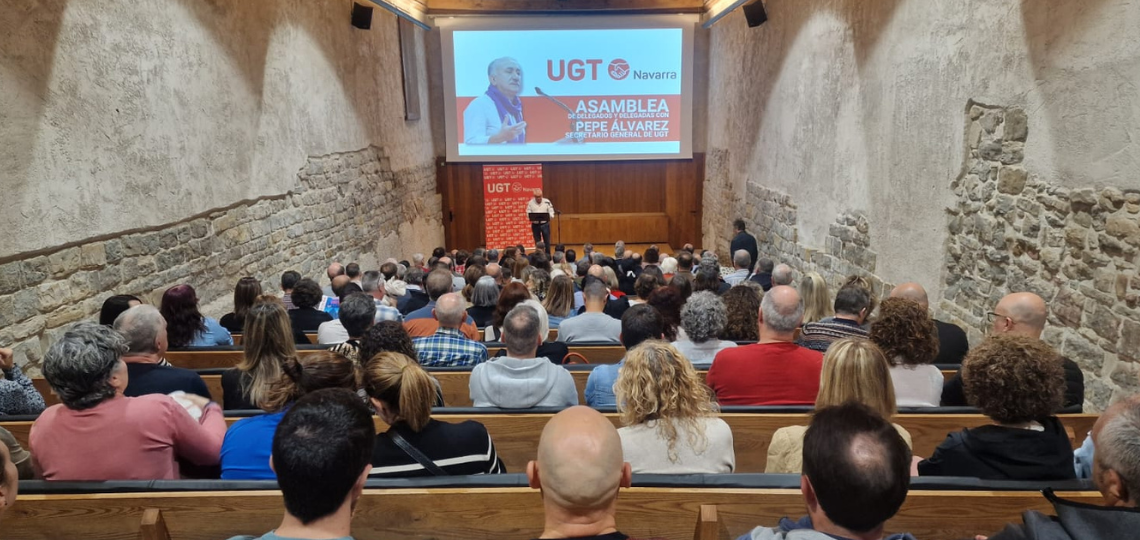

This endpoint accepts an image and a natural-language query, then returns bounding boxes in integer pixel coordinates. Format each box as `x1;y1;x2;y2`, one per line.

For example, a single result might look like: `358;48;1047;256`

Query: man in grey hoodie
469;304;578;409
738;402;916;540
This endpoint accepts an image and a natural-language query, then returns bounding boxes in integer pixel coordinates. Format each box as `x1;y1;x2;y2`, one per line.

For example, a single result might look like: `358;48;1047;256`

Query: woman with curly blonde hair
613;340;735;473
918;334;1072;480
765;338;913;473
869;297;942;407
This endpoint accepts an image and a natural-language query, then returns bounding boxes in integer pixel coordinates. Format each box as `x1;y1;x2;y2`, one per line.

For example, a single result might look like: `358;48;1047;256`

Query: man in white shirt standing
526;189;555;255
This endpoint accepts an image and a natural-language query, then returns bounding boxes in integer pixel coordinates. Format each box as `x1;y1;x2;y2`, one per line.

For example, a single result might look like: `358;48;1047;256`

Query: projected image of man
464;57;528;144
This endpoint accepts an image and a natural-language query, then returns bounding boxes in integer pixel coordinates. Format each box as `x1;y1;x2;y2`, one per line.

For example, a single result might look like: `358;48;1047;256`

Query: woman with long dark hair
160;284;232;347
219;277;262;334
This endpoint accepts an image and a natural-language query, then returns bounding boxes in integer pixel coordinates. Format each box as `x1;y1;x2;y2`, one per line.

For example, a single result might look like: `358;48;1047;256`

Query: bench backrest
2;485;1103;540
3;412;1096;473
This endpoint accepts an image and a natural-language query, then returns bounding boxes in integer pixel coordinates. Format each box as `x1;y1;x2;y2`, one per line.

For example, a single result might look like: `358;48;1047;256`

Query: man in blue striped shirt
413;293;488;367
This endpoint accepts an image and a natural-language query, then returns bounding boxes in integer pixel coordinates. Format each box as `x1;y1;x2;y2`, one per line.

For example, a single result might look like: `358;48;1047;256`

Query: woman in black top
287;278;332;334
364;352;504;477
918;334;1075;480
219;277;261;334
466;276;499;329
221;297;297;410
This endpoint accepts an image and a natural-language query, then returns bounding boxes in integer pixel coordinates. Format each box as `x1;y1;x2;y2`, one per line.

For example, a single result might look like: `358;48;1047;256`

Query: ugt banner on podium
484;164;543;249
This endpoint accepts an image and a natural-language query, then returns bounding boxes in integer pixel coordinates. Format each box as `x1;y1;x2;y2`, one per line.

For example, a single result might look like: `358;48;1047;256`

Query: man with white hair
113;305;211;399
707;286;823;405
362;271;403;323
986;395;1140;539
771;263;795;287
412;293;488;367
724;249;753;286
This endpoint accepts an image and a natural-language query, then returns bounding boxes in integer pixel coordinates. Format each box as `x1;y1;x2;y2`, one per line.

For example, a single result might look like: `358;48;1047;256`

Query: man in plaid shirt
412;293;489;367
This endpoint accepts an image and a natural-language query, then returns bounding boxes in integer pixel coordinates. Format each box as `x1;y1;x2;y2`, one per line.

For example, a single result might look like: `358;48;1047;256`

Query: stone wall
0;146;442;371
941;102;1140;407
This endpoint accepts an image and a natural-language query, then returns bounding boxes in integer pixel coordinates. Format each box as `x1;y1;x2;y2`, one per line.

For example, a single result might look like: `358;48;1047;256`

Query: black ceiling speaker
352;2;373;30
743;0;768;28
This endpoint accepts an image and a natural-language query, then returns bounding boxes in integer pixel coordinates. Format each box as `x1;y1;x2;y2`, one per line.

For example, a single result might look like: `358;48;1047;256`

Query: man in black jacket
985;396;1140;539
113;305;210;399
729;218;758;274
941;292;1083;410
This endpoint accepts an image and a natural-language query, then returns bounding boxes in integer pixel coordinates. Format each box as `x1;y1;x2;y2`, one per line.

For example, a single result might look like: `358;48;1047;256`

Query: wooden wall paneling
665;153;704;248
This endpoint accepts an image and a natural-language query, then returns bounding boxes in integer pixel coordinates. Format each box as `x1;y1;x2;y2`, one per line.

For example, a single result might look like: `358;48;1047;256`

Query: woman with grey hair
671;292;738;367
29;322;225;480
467;276;499;328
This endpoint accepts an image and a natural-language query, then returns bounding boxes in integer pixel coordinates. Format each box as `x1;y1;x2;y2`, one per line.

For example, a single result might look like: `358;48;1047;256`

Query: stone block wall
941;102;1140;407
0;146;441;372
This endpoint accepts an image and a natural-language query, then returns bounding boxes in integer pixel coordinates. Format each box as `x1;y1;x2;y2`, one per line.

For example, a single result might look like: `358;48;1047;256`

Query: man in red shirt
707;285;823;405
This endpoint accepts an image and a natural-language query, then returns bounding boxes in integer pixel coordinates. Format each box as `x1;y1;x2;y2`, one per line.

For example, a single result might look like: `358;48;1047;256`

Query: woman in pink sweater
30;322;226;480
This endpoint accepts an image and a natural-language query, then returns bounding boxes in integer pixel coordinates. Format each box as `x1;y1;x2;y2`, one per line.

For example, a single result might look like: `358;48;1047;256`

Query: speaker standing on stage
527;189;554;254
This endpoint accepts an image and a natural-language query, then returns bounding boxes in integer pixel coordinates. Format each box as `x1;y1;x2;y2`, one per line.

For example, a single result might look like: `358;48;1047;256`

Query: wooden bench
3;413;1097;474
163;345;626;370
2;485;1103;540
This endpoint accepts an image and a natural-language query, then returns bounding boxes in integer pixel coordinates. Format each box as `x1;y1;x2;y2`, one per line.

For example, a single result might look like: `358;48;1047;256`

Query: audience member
771;263;795;287
413;293;489;367
114;305;210;398
318;292;377;347
670;273;693;300
630;273;658;306
223;297;297;410
470;304;577;408
499;299;570;364
766;338;913;474
467;275;500;328
487;281;533;341
890;282;969;365
280;271;301;310
543;274;577;328
161;284;233;347
660;256;678;280
558;280;621;344
227;388;373;540
676;251;696;281
724;249;753;286
461;264;486;303
362;271;403;322
527;268;552;301
221;350;360;479
331;275;353;300
646;285;684;341
749;258;774;291
0;434;18;523
220;277;261;334
345;262;362;288
359;321;419;364
487;249;500;264
585;305;665;408
404;269;479;340
918;334;1075;480
707;286;823;405
672;291;737;366
800;272;833;324
941;292;1083;409
398;268;430;315
322;262;345;297
99;294;141;326
987;396;1140;539
32;322;224;480
798;277;871;352
730;218;759;274
0;427;33;480
739;402;915;540
869;298;942;408
694;256;729;295
527;406;633;540
365;352;504;477
614;341;734;473
718;284;761;342
0;345;45;416
287;278;333;334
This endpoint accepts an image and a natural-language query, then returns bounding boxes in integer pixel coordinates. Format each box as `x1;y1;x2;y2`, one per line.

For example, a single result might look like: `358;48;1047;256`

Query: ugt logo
608;59;630;80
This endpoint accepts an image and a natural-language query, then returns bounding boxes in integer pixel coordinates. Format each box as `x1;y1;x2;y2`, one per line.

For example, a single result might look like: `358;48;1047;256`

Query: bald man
322;262;345;297
707;286;824;405
411;293;488;367
987;396;1140;540
528;406;632;540
940;292;1084;409
527;189;555;255
890;282;969;365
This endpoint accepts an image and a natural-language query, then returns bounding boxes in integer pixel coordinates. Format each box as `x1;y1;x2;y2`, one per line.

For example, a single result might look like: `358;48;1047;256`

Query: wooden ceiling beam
425;0;705;15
